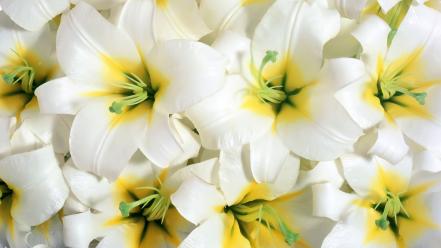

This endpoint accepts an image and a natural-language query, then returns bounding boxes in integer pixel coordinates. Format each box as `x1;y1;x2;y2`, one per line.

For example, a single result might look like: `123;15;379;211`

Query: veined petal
186;75;273;150
153;0;211;41
148;40;226;114
295;160;345;190
0;146;68;226
171;176;226;225
25;215;64;248
57;2;141;87
0;117;11;154
69;101;146;180
168;116;201;165
252;0;339;84
211;31;251;74
0;0;69;31
63;211;109;248
200;0;274;37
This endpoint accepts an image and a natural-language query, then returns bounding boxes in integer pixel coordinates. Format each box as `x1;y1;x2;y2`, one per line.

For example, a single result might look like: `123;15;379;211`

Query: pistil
378;72;427;105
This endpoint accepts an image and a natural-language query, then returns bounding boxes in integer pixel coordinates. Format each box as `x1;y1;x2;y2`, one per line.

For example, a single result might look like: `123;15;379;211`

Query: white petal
312;183;358;221
386;4;441;82
413;150;441;173
35;77;100;115
252;0;339;83
63;211;108;248
270;154;300;197
139;111;183;168
71;0;125;9
171;176;225;225
168;115;201;165
57;2;141;87
342;154;412;197
0;117;11;154
200;0;274;38
335;80;385;129
295;160;345;190
116;0;155;57
70;101;145;180
211;31;251;74
0;146;68;226
218;149;253;205
148;40;226;114
378;0;401;12
394;86;441;151
249;131;289;184
153;0;211;41
186;75;272;150
26;215;64;248
352;15;389;75
355;121;409;164
328;0;367;19
0;0;69;31
62;160;112;212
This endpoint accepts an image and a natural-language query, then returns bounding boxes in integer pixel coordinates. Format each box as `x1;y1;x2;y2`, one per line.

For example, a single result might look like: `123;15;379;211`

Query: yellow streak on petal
222;212;251;248
241;0;269;6
148;63;169;105
369;165;408;201
108;101;154;128
364;208;397;245
241;94;275;117
236;183;273;204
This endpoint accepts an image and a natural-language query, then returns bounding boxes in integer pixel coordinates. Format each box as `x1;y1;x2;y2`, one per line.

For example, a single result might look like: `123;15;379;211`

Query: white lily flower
0;12;70;155
0;145;69;247
188;0;362;160
336;6;441;156
172;146;344;248
35;2;224;180
314;154;441;248
62;155;217;248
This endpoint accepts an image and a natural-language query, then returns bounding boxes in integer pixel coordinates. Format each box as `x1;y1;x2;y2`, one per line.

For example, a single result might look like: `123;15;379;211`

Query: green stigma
374;190;409;230
230;202;299;245
1;50;36;94
109;72;155;114
119;186;170;223
379;75;427;105
253;50;287;104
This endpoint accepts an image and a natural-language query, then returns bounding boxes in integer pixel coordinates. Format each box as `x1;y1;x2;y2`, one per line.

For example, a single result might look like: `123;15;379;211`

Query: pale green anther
1;65;36;94
119;187;170;223
231;203;300;245
254;50;287;104
109;72;153;114
380;79;427;105
374;191;409;230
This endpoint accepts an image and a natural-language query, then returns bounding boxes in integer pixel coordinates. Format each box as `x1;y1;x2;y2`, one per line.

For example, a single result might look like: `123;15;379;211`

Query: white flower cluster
1;0;441;247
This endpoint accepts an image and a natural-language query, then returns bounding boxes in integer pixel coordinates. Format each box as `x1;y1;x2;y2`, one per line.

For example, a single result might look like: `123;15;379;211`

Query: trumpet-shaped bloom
62;155;216;248
188;0;362;160
172;146;344;248
36;2;224;179
0;145;68;246
314;154;441;248
336;6;441;154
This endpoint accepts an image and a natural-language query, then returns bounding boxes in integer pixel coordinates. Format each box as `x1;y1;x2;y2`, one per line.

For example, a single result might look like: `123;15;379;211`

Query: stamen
253;50;287;104
374;191;409;230
108;72;154;114
230;202;299;245
119;187;171;223
1;54;36;94
379;77;427;105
